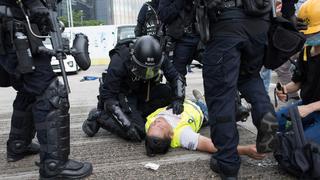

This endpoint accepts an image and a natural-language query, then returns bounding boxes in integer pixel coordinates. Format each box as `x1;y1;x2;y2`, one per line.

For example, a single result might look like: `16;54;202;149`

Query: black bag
274;106;320;179
264;17;306;70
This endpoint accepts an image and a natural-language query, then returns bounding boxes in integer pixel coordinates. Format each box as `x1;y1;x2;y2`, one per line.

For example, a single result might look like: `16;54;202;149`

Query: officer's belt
184;23;196;34
219;0;243;9
0;6;24;19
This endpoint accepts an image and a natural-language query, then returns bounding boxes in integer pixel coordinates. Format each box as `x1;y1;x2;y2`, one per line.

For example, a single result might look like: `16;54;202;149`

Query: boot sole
256;117;279;153
40;164;93;180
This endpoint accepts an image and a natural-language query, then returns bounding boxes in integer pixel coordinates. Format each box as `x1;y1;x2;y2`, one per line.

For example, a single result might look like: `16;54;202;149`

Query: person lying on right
276;0;320;144
145;90;266;160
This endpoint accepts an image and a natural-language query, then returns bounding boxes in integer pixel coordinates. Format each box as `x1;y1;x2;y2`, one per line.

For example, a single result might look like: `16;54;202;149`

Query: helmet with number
131;35;164;80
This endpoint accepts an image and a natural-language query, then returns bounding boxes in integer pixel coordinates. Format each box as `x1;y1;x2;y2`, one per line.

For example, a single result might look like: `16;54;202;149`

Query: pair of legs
203;19;278;177
277;101;320;144
173;34;200;76
83;83;172;141
0;51;92;179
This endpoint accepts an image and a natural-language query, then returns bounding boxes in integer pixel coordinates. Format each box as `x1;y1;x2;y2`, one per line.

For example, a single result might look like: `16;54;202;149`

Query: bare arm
309;101;320;112
277;81;301;102
285;82;301;94
298;100;320;118
197;135;266;160
196;135;217;153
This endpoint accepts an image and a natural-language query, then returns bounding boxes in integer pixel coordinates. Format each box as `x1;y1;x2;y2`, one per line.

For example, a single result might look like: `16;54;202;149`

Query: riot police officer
82;35;185;142
135;0;161;37
158;0;200;77
0;0;92;179
202;0;307;179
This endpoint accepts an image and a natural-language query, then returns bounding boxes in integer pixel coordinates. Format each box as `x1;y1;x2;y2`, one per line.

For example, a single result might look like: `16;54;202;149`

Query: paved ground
0;65;295;179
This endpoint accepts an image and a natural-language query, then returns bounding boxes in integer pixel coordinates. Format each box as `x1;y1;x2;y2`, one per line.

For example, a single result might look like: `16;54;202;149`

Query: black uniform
293;47;320;104
158;0;200;76
202;0;298;178
83;40;183;141
135;0;160;37
0;0;92;179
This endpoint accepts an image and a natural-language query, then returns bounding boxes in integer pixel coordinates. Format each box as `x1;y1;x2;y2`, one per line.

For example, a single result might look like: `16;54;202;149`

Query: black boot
256;112;279;153
34;79;93;179
82;108;101;137
7;94;39;162
210;157;238;180
38;159;93;180
7;141;40;162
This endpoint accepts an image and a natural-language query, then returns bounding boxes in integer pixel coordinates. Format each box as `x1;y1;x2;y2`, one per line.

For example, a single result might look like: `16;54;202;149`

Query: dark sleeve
22;0;41;6
100;52;127;103
137;4;149;24
135;4;148;37
162;57;180;82
281;0;298;18
158;0;184;24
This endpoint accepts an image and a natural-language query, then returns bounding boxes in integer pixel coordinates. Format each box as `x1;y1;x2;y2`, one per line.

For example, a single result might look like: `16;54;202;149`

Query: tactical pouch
242;0;272;16
195;0;210;43
264;17;306;70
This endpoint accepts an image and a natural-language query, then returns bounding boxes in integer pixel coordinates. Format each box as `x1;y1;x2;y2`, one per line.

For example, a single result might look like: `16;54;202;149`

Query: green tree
59;10;105;27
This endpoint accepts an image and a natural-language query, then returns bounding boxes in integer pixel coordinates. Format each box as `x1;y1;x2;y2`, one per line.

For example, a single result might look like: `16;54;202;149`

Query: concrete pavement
0;65;294;179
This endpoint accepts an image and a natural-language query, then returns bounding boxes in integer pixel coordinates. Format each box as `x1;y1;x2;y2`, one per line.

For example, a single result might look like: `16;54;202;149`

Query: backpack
274;106;320;179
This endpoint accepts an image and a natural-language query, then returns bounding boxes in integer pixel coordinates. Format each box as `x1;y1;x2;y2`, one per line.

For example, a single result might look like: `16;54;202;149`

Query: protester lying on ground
276;0;320;144
145;90;266;160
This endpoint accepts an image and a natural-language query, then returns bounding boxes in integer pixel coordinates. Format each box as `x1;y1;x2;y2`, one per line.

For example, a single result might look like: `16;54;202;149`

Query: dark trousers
0;51;56;145
203;19;275;174
173;34;200;76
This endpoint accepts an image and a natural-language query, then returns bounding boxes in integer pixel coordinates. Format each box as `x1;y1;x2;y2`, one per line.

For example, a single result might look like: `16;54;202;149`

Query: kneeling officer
82;35;185;142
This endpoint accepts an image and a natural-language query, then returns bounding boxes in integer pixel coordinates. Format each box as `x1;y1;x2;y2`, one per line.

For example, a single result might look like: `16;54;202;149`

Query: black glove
133;123;146;139
24;0;54;31
171;99;184;115
288;15;308;31
126;126;142;142
207;0;222;9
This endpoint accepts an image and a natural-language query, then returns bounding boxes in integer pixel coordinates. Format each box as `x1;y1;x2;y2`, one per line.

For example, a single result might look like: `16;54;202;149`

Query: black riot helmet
131;35;164;80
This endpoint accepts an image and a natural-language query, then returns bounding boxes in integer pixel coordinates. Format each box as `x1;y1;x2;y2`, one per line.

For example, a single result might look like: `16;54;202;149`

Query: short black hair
145;135;171;157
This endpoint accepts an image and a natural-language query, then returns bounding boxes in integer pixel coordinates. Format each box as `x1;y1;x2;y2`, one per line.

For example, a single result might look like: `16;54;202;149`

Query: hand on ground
243;144;266;160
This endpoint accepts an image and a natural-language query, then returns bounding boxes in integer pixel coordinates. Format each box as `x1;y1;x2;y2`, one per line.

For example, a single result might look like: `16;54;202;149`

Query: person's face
147;117;173;139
